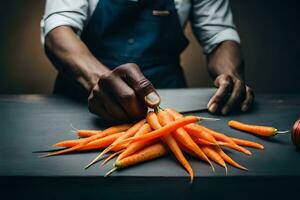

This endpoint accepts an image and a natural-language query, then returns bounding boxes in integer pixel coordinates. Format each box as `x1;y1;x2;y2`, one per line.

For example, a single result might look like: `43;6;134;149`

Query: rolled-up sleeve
41;0;91;44
191;0;240;54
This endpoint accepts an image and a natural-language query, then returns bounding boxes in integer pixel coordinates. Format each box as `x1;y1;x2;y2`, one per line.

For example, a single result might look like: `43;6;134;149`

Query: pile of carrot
41;108;269;183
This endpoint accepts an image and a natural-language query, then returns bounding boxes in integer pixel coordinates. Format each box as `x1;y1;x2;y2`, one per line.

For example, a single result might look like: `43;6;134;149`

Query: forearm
45;26;110;91
207;41;245;80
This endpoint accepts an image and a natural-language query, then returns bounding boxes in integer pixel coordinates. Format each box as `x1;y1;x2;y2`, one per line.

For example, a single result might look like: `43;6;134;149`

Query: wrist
74;57;110;92
207;41;245;80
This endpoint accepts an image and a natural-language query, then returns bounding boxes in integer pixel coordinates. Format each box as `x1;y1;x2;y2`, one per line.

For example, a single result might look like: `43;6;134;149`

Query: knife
179;108;208;114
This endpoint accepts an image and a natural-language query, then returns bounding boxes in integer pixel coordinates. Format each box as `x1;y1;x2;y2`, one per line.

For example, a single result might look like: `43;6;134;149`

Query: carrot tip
195;117;201;121
100;151;122;167
105;167;117;177
39;154;50;158
85;150;108;169
199;117;220;121
70;123;79;132
210;162;215;173
241;166;248;171
276;130;289;134
100;158;110;167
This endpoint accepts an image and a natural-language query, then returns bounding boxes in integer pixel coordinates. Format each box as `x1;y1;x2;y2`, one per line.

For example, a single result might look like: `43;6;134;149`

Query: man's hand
44;27;160;122
207;41;254;114
88;63;160;122
207;74;254;115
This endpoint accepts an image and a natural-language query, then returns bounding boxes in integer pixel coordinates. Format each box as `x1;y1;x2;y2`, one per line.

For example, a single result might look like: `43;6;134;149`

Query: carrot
174;128;215;170
100;149;125;167
218;142;252;155
147;111;163;130
216;147;247;171
77;130;100;138
179;143;200;158
196;124;236;144
105;142;168;176
184;124;218;144
201;145;227;173
156;110;194;183
164;109;214;171
42;124;133;157
195;125;251;154
52;138;88;147
192;137;216;146
79;132;125;151
85;119;146;169
193;136;252;155
117;123;153;161
231;137;264;150
110;116;200;149
228;120;289;137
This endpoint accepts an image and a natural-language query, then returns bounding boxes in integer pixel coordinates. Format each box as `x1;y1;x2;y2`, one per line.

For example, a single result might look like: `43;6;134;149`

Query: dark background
0;0;299;94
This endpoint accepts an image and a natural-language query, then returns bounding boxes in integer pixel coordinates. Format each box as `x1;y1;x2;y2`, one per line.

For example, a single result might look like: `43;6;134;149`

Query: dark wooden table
0;89;299;200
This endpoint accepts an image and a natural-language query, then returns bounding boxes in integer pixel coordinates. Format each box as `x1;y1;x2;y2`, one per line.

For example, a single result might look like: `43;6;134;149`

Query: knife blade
179;108;208;114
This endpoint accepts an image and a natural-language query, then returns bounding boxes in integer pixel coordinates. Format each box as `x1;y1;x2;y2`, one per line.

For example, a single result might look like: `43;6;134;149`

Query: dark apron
54;0;189;99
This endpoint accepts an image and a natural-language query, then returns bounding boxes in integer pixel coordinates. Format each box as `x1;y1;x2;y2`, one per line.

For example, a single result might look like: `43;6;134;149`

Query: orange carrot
215;147;247;171
105;142;168;176
184;124;218;144
165;109;214;170
79;132;125;151
52;138;88;147
192;137;216;146
201;145;227;173
196;124;236;144
85;119;146;169
42;124;131;157
100;149;125;167
228;120;289;137
165;108;184;118
156;110;194;183
77;130;100;138
218;142;252;156
231;137;264;150
110;116;200;149
178;143;200;158
117;123;153;161
193;136;251;156
174;128;214;170
195;124;251;154
147;111;163;130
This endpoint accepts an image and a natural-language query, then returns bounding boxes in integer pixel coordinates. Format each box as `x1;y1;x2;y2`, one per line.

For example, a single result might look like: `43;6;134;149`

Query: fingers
207;74;233;113
241;86;254;112
117;63;160;108
88;86;117;123
221;79;246;115
207;74;254;114
96;88;129;120
100;69;147;119
88;63;159;121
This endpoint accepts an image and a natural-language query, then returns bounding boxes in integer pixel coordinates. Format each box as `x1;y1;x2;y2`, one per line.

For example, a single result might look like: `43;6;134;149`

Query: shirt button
128;38;135;44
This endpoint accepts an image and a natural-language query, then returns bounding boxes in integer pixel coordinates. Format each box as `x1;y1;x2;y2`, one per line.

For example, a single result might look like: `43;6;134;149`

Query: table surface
0;88;300;179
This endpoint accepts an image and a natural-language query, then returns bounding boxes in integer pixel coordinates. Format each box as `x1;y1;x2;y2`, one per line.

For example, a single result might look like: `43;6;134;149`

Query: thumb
144;90;160;108
131;77;160;108
121;63;160;108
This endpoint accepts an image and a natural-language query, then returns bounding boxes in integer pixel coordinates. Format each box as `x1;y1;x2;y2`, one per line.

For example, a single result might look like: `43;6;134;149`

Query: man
41;0;254;123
